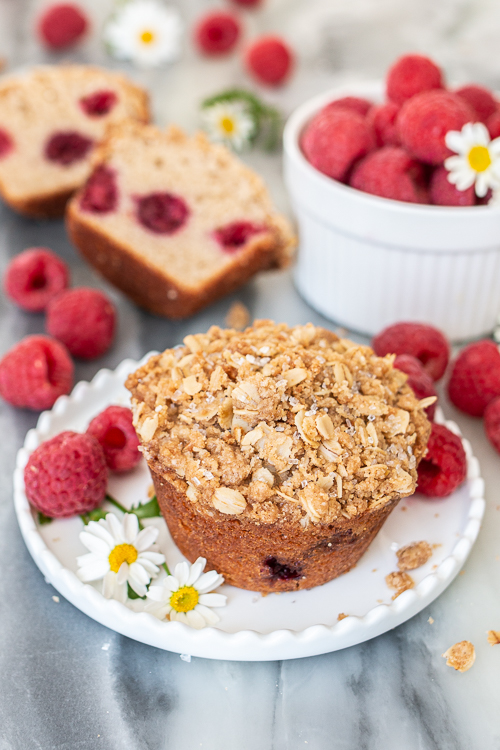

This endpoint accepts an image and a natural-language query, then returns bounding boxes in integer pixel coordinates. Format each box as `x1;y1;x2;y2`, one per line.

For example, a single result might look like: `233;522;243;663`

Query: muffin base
152;469;399;593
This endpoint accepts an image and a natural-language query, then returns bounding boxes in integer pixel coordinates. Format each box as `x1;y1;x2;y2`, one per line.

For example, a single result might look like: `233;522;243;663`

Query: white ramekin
283;82;500;342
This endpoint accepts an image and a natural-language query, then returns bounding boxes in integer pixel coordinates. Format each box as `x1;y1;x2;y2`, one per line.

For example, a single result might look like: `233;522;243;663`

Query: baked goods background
1;1;500;749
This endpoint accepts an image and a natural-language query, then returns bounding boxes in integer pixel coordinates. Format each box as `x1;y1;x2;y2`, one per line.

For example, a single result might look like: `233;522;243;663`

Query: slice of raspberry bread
66;122;295;319
0;66;149;218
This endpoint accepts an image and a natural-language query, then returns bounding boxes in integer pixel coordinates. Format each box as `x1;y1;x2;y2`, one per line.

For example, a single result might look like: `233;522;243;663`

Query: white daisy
104;0;183;68
76;513;165;602
201;101;256;151
145;557;226;629
444;122;500;198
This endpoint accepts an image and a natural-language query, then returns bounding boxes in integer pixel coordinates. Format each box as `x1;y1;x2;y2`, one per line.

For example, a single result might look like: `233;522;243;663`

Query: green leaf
37;512;53;525
127;583;146;600
130;495;161;519
80;507;108;525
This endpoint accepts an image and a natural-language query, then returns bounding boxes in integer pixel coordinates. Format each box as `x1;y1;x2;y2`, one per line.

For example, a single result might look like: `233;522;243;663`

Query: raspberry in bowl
283;70;500;341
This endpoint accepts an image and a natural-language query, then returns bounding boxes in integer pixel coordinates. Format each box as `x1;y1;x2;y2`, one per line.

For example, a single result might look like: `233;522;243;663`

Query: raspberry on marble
0;335;73;411
195;11;241;55
447;339;500;416
4;247;69;312
245;35;294;86
46;287;116;360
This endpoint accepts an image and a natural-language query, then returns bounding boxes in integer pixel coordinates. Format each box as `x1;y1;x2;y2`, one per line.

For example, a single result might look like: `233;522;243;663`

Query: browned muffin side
126;321;431;593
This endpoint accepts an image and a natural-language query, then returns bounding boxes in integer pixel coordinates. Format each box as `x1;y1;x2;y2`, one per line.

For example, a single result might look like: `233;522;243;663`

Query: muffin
126;321;431;593
67;122;295;319
0;65;149;218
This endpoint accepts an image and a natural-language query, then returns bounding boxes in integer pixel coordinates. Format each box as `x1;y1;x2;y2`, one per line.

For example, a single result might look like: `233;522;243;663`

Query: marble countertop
1;1;500;748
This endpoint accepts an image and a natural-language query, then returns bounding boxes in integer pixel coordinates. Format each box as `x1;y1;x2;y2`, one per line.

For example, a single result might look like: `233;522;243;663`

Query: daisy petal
174;561;190;587
170;610;189;625
76;552;99;567
128;579;147;598
146;585;167;603
102;571;117;599
198;593;227;608
445;131;467;153
195;570;224;593
87;522;115;548
135;526;158;551
162;575;180;592
139;551;165;565
138;558;160;576
195;604;220;626
123;513;139;543
79;531;110;556
115;581;128;604
77;559;109;582
129;561;151;586
106;513;125;543
186;558;206;586
186;609;206;629
116;561;129;585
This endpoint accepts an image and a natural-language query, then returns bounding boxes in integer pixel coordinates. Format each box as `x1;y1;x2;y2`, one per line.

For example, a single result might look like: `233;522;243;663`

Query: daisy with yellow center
201;101;256;151
145;558;226;629
104;0;183;68
444;122;500;198
76;513;165;602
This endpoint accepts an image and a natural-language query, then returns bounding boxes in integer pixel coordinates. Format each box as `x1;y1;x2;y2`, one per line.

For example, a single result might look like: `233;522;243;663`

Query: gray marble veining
1;1;500;748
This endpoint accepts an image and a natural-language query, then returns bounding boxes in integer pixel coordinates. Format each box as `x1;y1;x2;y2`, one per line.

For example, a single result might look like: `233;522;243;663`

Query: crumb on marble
225;301;250;331
385;570;414;599
397;540;432;571
459;570;465;576
428;616;434;624
400;506;407;511
52;596;59;603
442;641;475;672
372;568;377;572
487;630;500;646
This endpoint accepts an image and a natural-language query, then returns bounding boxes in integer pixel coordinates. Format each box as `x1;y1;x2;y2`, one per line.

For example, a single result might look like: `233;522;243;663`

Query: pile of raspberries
0;247;116;411
373;321;500;497
302;53;500;206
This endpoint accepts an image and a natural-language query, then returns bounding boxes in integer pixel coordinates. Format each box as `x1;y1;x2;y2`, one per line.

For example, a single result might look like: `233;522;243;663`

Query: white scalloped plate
14;355;485;661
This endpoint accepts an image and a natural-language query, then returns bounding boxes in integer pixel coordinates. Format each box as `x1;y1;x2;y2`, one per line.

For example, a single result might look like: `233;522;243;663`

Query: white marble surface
1;0;500;748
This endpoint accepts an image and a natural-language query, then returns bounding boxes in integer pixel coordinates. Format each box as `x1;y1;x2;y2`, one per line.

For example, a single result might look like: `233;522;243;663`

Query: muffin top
126;321;431;527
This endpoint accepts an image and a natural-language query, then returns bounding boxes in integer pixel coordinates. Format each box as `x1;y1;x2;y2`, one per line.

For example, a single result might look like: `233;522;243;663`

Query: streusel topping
126;321;430;527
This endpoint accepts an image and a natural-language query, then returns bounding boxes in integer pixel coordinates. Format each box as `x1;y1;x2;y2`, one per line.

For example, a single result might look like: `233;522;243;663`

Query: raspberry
80;166;118;214
46;287;116;360
455;84;497;123
45;131;93;166
0;128;13;158
137;193;189;234
394;354;437;420
87;406;140;473
79;90;118;117
417;423;467;498
37;3;89;50
368;102;400;147
302;109;375;182
447;339;500;416
4;248;69;313
386;54;444;105
245;35;293;86
0;335;73;411
215;221;263;252
484;397;500;453
322;97;373;118
195;12;241;55
24;431;107;517
397;90;474;165
486;110;500;139
372;322;450;381
429;165;475;206
350;146;428;204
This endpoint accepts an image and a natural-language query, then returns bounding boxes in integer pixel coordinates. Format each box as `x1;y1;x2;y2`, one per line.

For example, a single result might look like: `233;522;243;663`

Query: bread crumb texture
126;321;430;529
487;630;500;646
442;641;476;672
